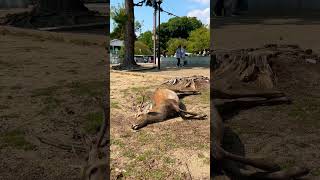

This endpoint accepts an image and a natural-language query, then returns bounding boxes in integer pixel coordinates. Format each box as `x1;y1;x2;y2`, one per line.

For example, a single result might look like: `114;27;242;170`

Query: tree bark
123;0;138;68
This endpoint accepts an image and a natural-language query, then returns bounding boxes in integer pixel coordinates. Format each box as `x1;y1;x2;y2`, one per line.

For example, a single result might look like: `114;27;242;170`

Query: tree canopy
110;4;143;40
187;27;210;53
166;38;188;55
138;31;153;50
158;16;203;50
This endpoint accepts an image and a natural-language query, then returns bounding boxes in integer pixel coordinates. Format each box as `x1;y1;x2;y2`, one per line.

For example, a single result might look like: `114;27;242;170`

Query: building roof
110;39;124;47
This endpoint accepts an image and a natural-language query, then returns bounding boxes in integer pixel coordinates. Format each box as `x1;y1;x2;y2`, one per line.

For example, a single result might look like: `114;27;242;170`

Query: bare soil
0;26;106;179
110;68;210;179
213;17;320;179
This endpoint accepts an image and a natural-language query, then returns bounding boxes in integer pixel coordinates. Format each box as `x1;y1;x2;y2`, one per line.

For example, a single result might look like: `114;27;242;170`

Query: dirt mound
161;75;210;92
212;44;319;93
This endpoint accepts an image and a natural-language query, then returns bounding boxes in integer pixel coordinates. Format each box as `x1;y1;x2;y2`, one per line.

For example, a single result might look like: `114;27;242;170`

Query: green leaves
187;27;210;53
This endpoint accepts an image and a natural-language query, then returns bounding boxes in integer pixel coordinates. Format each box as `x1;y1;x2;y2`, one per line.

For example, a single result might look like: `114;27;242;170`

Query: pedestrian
175;45;182;67
181;46;187;66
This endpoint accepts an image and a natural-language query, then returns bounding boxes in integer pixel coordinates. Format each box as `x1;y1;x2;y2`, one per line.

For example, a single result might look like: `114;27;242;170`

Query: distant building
0;0;28;8
110;39;124;55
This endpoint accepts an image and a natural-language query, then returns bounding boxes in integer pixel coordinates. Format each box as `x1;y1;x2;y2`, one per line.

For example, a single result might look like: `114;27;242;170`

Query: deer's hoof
131;124;140;130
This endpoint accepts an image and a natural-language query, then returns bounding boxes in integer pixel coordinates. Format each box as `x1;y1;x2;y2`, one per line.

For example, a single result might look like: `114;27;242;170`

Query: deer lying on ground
131;88;207;130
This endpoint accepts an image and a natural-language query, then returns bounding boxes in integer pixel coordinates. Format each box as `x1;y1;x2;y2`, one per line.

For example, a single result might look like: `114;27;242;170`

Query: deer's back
152;88;179;107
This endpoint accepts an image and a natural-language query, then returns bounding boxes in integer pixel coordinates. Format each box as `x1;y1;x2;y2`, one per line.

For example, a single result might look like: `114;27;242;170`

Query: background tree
110;4;127;40
166;38;188;55
138;31;153;50
111;4;143;40
135;41;152;55
158;16;203;50
187;27;210;53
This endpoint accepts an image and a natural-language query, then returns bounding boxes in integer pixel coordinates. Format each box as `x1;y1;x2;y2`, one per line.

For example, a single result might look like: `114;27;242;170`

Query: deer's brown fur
131;88;207;130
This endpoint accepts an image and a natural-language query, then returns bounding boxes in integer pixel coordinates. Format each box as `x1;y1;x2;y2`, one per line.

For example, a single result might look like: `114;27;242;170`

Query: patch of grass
137;150;154;162
68;81;104;97
31;86;60;97
0;130;35;150
137;132;154;144
200;89;210;104
123;149;136;159
111;100;120;109
84;111;104;134
163;156;176;164
203;157;210;165
131;86;146;93
145;169;166;180
162;134;178;149
111;139;125;148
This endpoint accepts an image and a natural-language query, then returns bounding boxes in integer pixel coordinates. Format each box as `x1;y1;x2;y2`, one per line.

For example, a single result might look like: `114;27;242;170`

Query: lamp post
156;0;162;70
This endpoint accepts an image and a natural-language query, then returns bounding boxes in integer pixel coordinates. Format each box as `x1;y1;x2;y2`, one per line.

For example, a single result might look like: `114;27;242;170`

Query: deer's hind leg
177;102;207;120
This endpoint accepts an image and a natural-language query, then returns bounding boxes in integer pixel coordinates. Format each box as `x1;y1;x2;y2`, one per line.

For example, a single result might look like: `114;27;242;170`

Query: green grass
123;149;136;159
137;150;154;162
0;130;35;150
200;89;210;104
163;156;176;164
111;100;120;109
111;138;125;148
145;169;166;180
137;132;154;144
84;111;104;133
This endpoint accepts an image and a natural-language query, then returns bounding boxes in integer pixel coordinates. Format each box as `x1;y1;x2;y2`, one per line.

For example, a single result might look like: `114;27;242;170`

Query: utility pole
153;0;157;65
157;0;161;70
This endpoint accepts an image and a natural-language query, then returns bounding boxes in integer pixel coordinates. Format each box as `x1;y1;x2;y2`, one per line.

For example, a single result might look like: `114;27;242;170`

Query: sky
110;0;210;34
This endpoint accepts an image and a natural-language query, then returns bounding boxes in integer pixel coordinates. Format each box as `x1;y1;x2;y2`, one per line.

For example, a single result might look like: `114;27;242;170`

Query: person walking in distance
175;45;182;67
181;46;187;66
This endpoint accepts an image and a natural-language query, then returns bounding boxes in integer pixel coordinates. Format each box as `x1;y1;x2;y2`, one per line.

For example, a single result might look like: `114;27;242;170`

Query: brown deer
131;88;207;130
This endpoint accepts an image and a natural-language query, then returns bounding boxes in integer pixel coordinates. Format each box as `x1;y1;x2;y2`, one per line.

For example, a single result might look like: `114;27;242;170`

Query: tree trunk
123;0;138;68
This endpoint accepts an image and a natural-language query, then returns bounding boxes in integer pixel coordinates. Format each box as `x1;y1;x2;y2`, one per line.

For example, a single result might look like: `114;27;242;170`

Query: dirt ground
0;26;106;179
213;16;320;179
110;68;210;179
